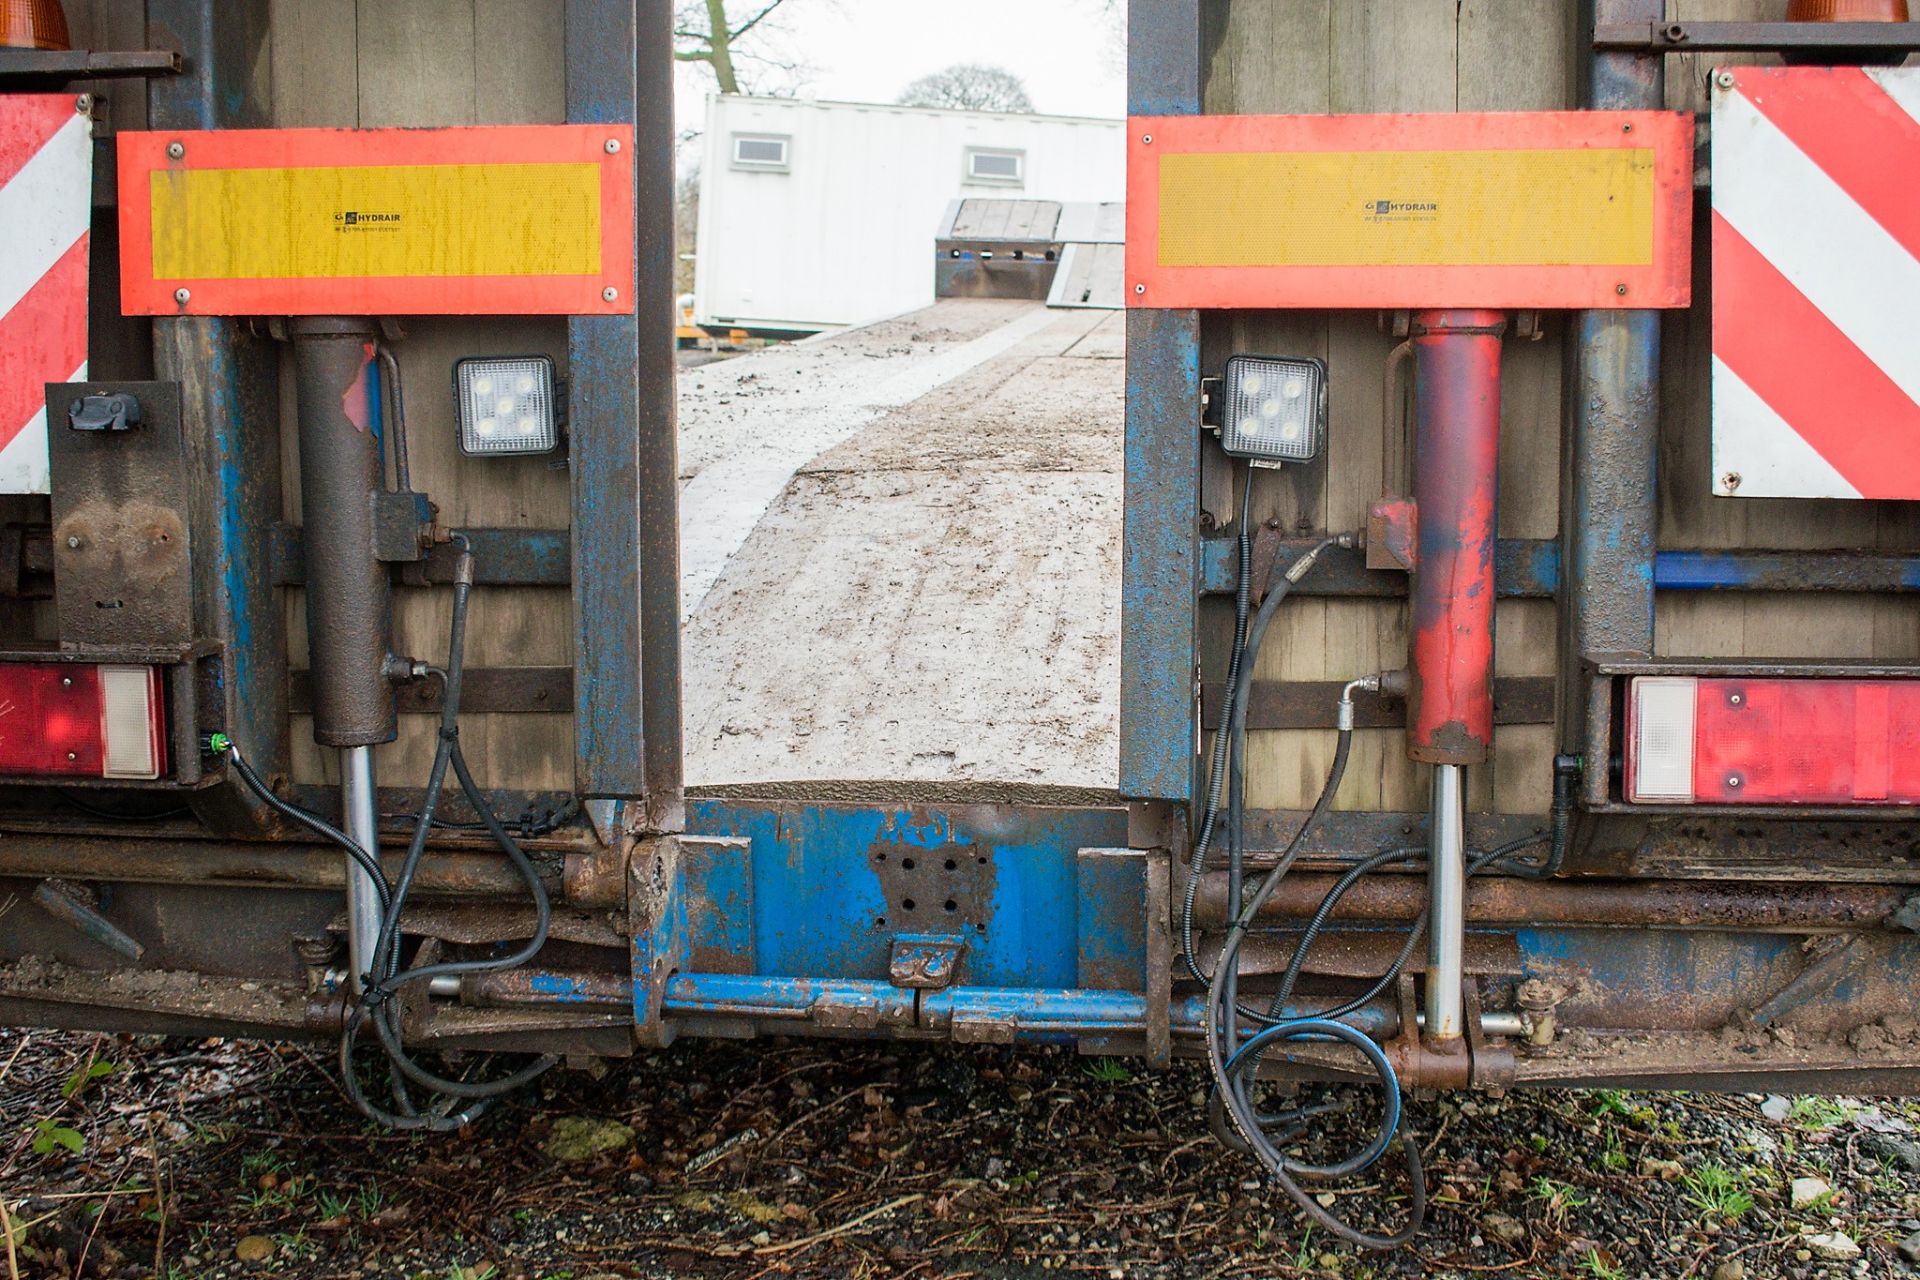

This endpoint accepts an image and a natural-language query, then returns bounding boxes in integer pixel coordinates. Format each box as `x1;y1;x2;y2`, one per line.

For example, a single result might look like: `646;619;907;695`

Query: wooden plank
474;0;566;124
354;0;476;127
270;0;357;126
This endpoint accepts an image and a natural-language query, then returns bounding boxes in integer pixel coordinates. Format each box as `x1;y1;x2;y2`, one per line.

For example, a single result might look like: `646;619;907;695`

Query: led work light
1219;354;1327;467
454;355;559;457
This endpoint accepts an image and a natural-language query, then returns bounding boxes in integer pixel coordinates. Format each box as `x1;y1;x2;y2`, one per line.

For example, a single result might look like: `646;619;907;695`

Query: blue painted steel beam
565;0;683;819
1119;0;1203;803
1200;539;1920;598
147;0;290;836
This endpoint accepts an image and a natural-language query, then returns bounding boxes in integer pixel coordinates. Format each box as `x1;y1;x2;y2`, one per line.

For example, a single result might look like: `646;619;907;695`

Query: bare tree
675;0;795;95
897;64;1035;114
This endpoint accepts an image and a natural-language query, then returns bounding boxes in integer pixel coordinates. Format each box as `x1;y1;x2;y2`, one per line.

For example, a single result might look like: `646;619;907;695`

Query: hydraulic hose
337;534;558;1129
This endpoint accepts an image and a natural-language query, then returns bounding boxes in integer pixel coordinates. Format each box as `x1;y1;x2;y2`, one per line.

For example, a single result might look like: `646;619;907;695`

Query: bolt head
1141;133;1153;145
601;285;619;302
173;287;191;304
60;676;73;687
1728;692;1743;706
1133;283;1146;295
1715;70;1736;90
66;535;80;549
74;94;91;113
604;138;621;154
1721;471;1742;492
66;751;77;761
166;140;185;159
1726;774;1743;788
1615;283;1629;296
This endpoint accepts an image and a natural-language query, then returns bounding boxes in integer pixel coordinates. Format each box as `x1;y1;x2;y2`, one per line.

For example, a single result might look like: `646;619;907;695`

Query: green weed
1680;1163;1754;1222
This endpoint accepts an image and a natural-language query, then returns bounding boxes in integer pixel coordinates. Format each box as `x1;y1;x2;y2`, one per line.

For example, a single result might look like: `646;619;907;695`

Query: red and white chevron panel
1712;66;1920;500
0;95;91;495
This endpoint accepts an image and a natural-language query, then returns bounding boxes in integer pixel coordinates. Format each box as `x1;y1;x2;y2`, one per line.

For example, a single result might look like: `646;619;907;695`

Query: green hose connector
203;732;233;757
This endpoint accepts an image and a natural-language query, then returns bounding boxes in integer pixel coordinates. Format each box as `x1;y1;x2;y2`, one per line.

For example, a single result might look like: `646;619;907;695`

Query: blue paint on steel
1122;313;1202;802
685;800;1128;988
1118;0;1202;803
530;974;592;1003
565;0;683;805
1076;850;1148;991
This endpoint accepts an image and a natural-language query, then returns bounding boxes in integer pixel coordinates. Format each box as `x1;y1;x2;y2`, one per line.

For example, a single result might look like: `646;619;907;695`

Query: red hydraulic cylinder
1407;310;1506;765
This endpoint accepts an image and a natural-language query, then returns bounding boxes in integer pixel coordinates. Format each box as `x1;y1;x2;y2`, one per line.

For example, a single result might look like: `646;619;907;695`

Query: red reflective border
117;124;636;317
1125;111;1694;311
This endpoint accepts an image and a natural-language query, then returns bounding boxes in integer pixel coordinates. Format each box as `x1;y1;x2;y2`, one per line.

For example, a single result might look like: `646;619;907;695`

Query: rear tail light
1626;675;1920;806
0;663;166;780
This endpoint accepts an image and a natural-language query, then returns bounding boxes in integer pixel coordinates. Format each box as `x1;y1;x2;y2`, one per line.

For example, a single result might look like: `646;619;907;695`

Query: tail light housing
0;0;70;50
0;663;167;780
1627;675;1920;806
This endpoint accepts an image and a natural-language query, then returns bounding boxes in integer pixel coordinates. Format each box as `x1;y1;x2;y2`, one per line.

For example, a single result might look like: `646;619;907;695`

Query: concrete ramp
679;299;1123;790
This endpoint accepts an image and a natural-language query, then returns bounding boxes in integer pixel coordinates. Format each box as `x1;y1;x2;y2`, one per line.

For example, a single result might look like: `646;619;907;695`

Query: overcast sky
675;0;1126;159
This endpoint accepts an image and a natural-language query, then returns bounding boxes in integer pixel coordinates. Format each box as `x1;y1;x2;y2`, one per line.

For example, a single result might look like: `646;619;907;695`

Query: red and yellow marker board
118;124;634;316
1127;111;1693;310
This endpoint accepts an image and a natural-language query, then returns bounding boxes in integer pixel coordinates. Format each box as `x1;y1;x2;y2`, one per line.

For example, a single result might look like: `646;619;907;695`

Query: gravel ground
3;1028;1919;1279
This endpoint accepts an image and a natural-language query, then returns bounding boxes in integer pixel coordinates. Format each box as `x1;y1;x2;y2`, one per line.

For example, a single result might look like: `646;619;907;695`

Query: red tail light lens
1627;676;1920;805
0;663;166;780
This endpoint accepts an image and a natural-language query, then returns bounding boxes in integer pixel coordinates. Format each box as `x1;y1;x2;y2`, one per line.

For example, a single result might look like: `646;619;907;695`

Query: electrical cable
1180;475;1255;980
221;742;391;916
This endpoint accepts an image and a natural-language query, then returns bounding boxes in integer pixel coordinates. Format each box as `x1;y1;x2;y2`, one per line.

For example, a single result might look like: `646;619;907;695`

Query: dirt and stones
3;1026;1919;1279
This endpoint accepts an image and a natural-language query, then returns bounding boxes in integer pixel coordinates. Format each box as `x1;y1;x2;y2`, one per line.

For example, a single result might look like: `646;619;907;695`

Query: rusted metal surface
30;880;145;961
1594;20;1920;53
290;317;396;749
1235;809;1544;859
888;934;967;989
1744;935;1870;1029
869;828;997;936
1187;872;1912;932
1200;675;1554;732
273;525;572;588
47;381;193;648
289;665;572;716
0;522;53;598
1365;497;1416;573
1561;0;1665;776
0;834;553;898
1407;309;1505;765
1207;929;1522;979
0;48;182;84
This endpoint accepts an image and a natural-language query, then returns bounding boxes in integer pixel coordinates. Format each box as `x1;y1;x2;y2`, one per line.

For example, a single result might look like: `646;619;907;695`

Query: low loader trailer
4;0;1920;1248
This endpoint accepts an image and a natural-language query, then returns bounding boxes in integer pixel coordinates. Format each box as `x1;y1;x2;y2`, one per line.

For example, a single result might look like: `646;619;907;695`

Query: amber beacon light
0;0;70;50
1786;0;1908;19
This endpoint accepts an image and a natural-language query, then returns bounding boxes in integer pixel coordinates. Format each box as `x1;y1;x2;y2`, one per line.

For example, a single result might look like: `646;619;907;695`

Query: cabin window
731;133;791;171
964;147;1024;187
